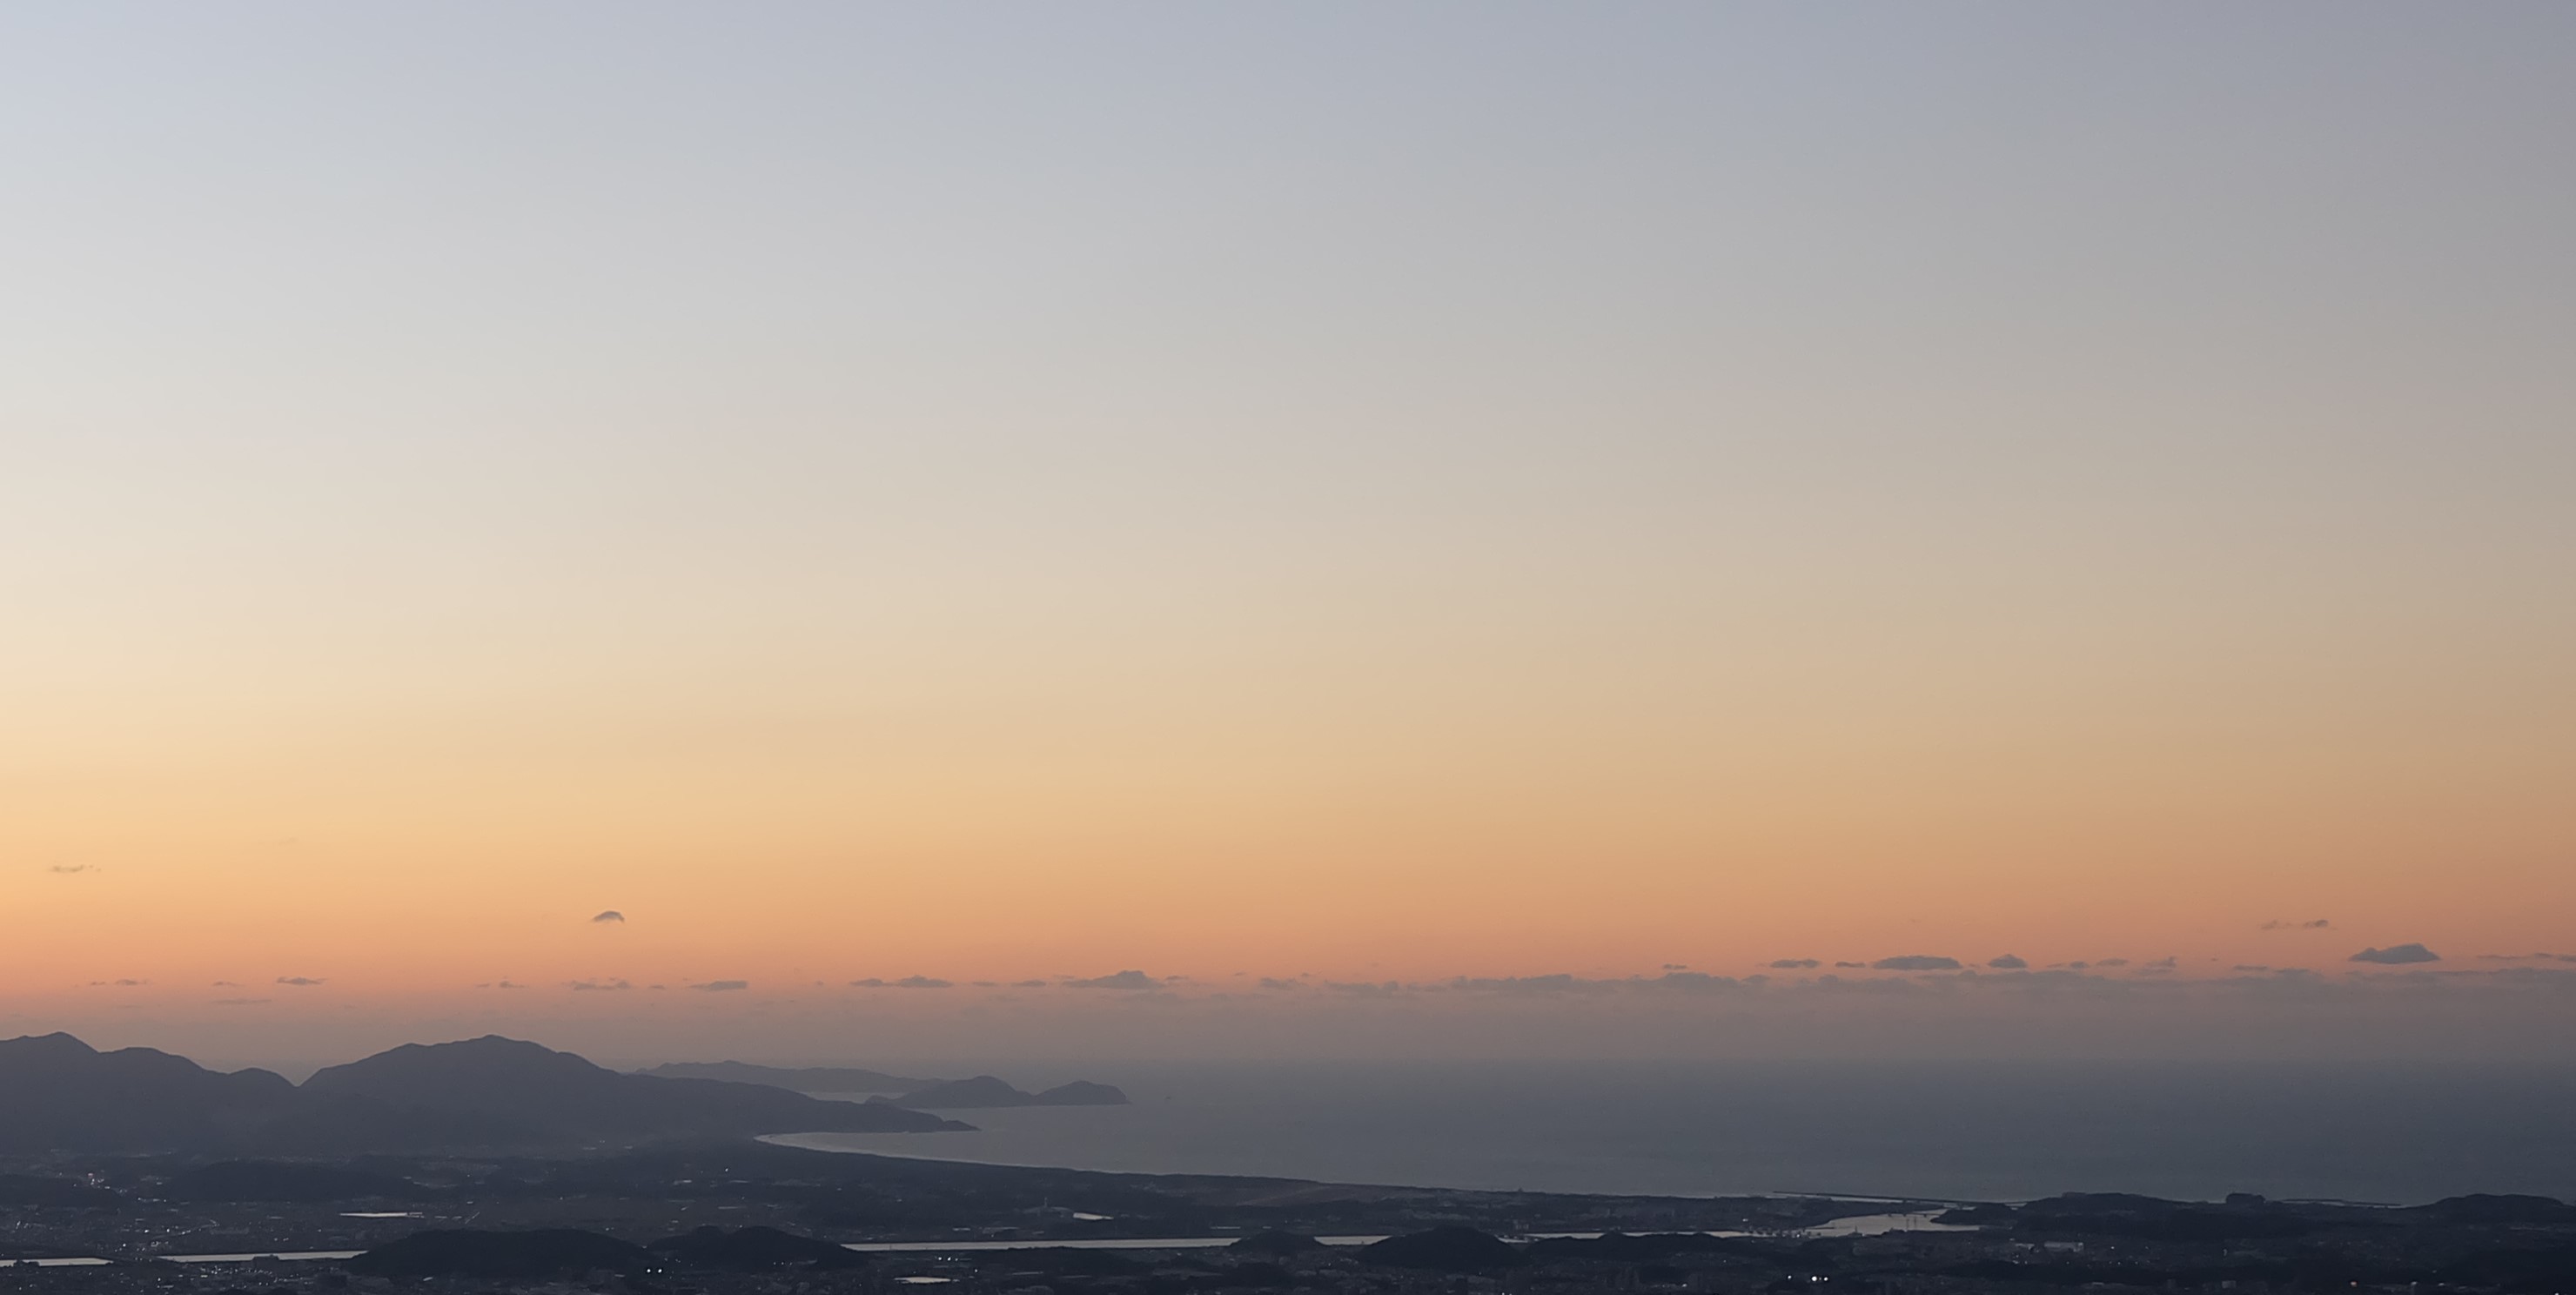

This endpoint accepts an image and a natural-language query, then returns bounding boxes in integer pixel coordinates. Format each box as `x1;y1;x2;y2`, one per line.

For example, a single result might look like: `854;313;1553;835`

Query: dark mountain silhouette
1950;1192;2319;1242
1931;1192;2353;1243
2014;1191;2189;1215
253;1090;531;1155
641;1061;933;1093
349;1229;651;1278
651;1225;868;1270
2408;1194;2576;1227
875;1075;1130;1109
1360;1227;1524;1272
0;1032;969;1155
0;1033;295;1153
1934;1202;2017;1225
302;1037;971;1140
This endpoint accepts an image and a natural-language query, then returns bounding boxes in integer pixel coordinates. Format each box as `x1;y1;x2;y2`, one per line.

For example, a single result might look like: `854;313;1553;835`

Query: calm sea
769;1059;2576;1204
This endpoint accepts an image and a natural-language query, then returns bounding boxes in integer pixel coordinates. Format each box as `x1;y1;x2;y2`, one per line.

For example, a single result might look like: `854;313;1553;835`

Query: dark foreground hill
0;1032;969;1156
652;1225;869;1270
1362;1227;1525;1272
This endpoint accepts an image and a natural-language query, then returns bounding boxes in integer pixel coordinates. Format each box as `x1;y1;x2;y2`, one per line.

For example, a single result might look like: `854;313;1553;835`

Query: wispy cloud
1987;954;2029;970
592;910;625;923
1449;973;1616;995
688;979;750;992
1323;979;1404;996
895;975;953;989
2261;918;2332;930
1446;971;1751;996
1062;970;1163;990
568;977;632;991
276;976;325;987
48;864;97;875
1639;971;1752;992
2351;943;2440;965
1770;958;1821;969
1872;955;1962;971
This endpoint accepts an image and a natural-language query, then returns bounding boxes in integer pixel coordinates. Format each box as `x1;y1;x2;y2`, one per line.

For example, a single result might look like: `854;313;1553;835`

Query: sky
3;3;2573;1069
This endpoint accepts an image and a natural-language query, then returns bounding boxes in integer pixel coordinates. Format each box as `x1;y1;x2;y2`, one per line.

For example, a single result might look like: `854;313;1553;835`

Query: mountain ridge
0;1032;969;1156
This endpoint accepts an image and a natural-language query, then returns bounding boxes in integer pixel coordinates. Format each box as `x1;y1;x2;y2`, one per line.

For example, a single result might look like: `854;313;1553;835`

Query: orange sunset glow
4;4;2572;1070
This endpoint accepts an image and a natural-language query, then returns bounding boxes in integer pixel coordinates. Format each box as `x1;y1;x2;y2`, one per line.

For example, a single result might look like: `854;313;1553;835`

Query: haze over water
775;1059;2576;1205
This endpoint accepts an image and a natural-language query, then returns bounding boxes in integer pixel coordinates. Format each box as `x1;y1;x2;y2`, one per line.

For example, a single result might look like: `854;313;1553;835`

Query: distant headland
642;1061;1130;1109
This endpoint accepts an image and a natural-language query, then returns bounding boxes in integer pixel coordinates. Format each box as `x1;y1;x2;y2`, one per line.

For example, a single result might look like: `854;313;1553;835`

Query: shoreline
761;1133;1988;1216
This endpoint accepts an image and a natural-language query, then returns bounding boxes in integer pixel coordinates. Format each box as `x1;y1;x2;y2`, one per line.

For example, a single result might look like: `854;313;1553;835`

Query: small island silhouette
645;1061;1129;1108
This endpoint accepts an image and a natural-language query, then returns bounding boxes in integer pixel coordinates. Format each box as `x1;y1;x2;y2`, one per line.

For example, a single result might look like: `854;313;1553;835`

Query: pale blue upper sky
11;3;2569;683
4;4;2573;1058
